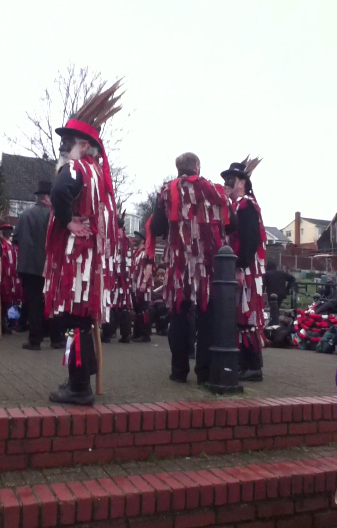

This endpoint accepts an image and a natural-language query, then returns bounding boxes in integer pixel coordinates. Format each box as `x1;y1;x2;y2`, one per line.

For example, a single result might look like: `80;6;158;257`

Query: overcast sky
1;0;336;228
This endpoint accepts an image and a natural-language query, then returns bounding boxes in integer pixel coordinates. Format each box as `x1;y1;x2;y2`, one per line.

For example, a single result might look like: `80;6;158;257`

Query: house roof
302;217;330;227
1;153;55;202
282;216;331;231
265;226;290;243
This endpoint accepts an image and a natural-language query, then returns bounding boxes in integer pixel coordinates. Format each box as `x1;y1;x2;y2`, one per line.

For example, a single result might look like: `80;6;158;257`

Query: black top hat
220;162;248;180
34;181;52;195
134;228;146;240
0;223;13;231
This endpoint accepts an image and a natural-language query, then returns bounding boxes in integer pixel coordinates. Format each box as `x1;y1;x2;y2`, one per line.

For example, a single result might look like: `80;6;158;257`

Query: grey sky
1;0;336;228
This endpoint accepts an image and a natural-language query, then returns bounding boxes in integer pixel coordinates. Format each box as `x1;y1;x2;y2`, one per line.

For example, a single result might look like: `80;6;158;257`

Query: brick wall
0;396;336;471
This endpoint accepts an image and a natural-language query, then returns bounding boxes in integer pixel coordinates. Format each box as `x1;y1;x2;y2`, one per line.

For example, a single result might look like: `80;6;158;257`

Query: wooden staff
92;321;103;395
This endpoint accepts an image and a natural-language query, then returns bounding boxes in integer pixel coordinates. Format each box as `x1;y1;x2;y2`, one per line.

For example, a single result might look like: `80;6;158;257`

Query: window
124;214;140;236
9;200;34;217
286;231;291;238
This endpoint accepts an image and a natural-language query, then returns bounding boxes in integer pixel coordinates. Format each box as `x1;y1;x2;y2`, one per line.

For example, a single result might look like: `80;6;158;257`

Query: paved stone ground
0;331;335;408
1;444;337;489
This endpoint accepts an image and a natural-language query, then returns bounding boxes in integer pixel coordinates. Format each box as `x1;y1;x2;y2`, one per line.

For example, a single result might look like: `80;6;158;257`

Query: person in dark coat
14;181;64;350
264;261;295;307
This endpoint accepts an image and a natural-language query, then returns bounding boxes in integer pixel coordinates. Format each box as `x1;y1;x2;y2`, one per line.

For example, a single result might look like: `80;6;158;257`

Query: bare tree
134;177;173;228
6;64;137;206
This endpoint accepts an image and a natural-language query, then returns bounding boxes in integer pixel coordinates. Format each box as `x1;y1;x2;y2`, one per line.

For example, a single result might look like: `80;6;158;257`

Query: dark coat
14;204;51;276
264;269;295;301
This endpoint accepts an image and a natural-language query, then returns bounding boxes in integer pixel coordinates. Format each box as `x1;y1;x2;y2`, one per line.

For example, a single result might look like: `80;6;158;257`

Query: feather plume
75;78;124;129
241;155;262;177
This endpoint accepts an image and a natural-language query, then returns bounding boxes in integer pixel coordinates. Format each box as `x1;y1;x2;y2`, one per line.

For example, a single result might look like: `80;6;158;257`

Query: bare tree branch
5;63;137;204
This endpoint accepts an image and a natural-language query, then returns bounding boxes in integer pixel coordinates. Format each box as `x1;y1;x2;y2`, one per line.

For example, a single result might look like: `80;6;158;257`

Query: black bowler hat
134;228;146;240
220;162;248;181
34;181;52;195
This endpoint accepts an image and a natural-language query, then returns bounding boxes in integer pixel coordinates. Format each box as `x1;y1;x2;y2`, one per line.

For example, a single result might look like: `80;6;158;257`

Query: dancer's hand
67;217;91;237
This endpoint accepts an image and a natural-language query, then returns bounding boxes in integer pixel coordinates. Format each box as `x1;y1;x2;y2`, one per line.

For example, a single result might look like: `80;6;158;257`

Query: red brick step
1;456;337;527
0;396;336;471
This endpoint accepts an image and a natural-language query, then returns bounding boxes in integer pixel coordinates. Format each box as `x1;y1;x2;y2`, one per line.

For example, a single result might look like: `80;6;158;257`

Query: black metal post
209;246;243;394
291;282;298;310
269;294;280;325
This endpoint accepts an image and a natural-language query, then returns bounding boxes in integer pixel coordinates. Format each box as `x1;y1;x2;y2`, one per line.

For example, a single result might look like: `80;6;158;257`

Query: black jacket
264;269;295;301
14;204;51;276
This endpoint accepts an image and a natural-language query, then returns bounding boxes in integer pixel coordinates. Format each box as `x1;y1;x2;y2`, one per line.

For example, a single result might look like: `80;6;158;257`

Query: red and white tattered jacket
229;194;267;349
1;239;22;304
152;175;230;312
112;227;133;309
131;243;153;303
44;156;118;322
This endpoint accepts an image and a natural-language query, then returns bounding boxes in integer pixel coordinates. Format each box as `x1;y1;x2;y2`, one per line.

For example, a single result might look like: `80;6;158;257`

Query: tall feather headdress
241;155;262;178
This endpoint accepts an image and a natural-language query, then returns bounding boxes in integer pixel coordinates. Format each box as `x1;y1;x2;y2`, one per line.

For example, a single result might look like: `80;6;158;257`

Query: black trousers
20;273;63;345
1;302;9;330
169;300;213;382
102;308;131;339
63;315;98;391
239;342;263;371
132;295;151;339
153;302;169;335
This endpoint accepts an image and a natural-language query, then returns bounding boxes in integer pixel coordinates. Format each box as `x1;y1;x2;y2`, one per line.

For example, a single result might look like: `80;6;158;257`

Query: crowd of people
0;80;269;406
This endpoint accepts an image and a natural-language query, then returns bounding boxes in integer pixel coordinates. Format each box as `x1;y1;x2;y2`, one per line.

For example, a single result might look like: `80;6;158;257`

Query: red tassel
243;333;249;348
74;329;82;367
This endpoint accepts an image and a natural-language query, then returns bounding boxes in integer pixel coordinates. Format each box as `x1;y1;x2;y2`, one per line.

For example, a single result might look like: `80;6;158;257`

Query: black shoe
169;373;187;383
50;341;66;349
101;336;111;344
2;327;12;335
22;342;41;351
239;369;263;382
49;384;94;406
132;336;151;343
119;336;130;344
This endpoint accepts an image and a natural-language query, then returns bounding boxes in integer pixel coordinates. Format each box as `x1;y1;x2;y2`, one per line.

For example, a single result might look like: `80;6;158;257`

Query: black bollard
209;246;243;395
269;294;280;325
291;282;298;310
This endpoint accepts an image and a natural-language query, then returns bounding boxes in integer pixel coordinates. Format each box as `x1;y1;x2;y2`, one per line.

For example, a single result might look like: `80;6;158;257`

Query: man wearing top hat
14;181;64;350
0;223;22;334
220;157;267;382
43;81;121;405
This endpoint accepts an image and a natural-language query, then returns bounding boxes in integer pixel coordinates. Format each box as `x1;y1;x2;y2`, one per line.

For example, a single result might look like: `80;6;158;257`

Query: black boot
239;369;263;382
49;383;94;405
49;327;96;405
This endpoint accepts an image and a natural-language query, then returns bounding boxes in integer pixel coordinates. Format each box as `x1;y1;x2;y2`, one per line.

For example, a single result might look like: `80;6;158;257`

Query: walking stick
92;321;103;395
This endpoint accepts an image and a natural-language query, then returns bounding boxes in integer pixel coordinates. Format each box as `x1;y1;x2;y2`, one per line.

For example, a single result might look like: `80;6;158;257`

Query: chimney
295;211;301;246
